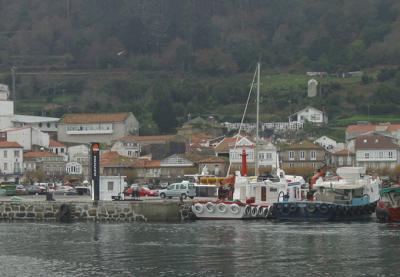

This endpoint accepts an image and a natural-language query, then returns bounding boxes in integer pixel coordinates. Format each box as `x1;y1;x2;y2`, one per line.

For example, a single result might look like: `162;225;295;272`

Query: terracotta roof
24;151;60;159
214;136;253;153
198;156;227;163
100;151;136;167
132;159;161;168
118;135;176;143
49;139;65;147
0;141;23;148
190;133;213;144
387;124;400;132
355;135;399;150
346;125;376;134
60;113;131;124
333;149;354;156
282;140;324;150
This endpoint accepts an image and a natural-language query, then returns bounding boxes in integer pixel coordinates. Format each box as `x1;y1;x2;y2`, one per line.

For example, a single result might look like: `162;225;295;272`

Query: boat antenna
255;62;260;177
226;66;258;177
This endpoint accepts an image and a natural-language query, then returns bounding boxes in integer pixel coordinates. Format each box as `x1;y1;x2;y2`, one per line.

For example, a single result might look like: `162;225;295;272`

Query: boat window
269;187;277;192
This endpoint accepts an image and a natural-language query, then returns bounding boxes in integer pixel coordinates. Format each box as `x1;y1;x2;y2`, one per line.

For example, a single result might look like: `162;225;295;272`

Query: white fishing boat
191;63;304;219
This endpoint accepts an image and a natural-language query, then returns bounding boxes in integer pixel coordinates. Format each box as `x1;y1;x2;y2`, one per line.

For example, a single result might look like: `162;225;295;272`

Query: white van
159;182;196;199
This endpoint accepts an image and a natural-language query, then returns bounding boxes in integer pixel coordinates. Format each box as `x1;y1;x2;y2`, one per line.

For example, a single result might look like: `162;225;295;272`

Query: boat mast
255;62;260;177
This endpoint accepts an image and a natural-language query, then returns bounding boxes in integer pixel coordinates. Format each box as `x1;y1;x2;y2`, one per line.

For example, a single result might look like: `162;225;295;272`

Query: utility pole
11;66;16;100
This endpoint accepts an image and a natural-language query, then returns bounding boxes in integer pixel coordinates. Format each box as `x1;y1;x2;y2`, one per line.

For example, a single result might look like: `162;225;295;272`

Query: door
261;187;266;202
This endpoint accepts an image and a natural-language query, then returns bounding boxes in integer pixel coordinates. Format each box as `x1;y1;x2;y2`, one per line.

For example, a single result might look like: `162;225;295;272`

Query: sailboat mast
255;62;260;177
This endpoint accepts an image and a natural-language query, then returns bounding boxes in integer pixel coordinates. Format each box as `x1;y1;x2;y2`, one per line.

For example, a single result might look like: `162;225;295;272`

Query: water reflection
0;221;400;276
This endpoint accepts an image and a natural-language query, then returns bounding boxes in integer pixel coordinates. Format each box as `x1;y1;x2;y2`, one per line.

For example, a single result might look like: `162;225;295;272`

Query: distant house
67;144;89;179
111;135;185;159
23;151;66;177
0;126;49;151
58;112;139;145
177;116;224;137
345;123;400;142
12;114;59;136
159;154;197;180
314;136;338;151
355;134;400;169
280;140;327;169
49;139;67;161
0;141;23;182
289;106;327;124
331;149;355;167
197;156;228;177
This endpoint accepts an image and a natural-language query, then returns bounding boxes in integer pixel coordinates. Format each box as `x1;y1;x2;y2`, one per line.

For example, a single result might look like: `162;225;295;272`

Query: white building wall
314;136;337;150
0;101;14;116
32;127;49;148
68;144;89;162
0;147;23;174
111;141;140;158
6;128;32;150
98;176;127;201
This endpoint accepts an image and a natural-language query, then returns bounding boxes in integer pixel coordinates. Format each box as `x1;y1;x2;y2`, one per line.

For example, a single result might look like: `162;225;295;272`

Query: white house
58;112;139;144
228;137;278;168
355;134;400;169
0;141;23;179
289;106;327;124
66;161;83;175
0;127;49;151
68;144;90;179
49;139;68;161
96;175;127;201
314;136;338;151
111;139;141;158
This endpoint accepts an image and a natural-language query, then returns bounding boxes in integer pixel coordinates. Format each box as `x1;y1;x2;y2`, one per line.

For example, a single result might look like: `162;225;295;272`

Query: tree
152;91;178;134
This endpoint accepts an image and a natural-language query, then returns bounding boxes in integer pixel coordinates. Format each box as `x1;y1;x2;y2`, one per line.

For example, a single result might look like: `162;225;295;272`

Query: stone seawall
0;200;192;222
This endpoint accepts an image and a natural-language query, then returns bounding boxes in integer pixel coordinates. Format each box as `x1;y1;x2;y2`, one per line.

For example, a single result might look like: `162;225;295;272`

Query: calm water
0;220;399;277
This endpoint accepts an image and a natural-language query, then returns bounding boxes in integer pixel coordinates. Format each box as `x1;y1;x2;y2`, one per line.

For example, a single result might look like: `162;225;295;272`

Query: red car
124;186;158;197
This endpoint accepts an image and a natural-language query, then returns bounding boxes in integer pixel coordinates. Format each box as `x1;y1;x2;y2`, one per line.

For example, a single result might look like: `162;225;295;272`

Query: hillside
0;1;399;134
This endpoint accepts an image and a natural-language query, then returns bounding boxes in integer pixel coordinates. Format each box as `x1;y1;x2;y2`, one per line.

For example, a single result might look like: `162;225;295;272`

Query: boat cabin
380;187;400;208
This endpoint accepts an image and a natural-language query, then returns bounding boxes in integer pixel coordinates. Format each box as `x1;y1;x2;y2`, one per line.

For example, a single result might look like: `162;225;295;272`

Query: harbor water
0;220;399;276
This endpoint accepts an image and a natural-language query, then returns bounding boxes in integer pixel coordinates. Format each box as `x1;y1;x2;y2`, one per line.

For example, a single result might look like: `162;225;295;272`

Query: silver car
159;182;196;199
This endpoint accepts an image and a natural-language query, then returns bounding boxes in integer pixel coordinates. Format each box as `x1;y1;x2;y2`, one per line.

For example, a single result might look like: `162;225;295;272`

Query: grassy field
334;115;400;126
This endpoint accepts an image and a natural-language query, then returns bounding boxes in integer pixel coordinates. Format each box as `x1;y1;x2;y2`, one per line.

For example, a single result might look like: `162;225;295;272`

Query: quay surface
0;195;198;222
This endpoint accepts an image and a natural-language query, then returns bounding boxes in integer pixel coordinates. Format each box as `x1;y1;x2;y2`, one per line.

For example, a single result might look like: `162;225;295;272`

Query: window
310;151;316;160
258;153;265;160
289;163;294;167
289;151;295;160
379;152;383;158
300;151;305;160
61;148;64;153
128;151;132;156
3;150;7;158
107;181;114;191
365;153;369;159
47;123;50;128
14;150;19;158
4;162;7;170
389;152;393;158
266;153;272;160
38;123;42;127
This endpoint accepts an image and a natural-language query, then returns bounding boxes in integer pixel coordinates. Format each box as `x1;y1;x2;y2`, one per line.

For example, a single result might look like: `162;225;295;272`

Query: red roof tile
333;149;354;156
346;124;376;134
355;135;399;150
118;135;176;143
0;141;23;148
60;113;131;124
24;151;60;158
49;139;65;147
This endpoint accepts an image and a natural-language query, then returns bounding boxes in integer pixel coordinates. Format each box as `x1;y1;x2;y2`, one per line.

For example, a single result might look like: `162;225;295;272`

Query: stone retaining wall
0;200;191;222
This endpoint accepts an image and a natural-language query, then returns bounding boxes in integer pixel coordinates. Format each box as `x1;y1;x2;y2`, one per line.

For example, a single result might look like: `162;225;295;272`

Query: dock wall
0;200;192;222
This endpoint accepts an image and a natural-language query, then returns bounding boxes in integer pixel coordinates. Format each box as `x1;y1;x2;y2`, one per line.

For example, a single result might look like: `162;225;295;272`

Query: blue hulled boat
270;167;380;221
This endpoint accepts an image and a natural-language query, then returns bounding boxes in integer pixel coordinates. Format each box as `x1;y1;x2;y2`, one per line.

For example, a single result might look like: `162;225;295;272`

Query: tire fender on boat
257;206;263;217
230;204;240;214
217;203;227;213
288;203;298;213
192;203;204;214
306;203;317;213
205;202;216;213
319;203;329;214
281;204;290;216
251;206;258;217
244;205;251;216
263;207;270;218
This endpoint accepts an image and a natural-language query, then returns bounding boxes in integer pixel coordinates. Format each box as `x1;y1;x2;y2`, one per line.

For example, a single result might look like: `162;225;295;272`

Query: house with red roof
354;134;400;169
49;139;67;161
23;151;66;177
57;112;139;144
0;141;23;181
345;123;400;142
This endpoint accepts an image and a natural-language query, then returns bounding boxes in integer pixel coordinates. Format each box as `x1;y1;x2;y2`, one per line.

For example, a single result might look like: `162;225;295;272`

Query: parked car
159;182;196;199
16;185;27;195
26;185;41;195
124;185;158;197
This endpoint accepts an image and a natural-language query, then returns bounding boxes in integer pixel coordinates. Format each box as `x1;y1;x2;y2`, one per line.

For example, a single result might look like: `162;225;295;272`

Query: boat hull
191;202;269;220
376;201;400;222
270;201;377;221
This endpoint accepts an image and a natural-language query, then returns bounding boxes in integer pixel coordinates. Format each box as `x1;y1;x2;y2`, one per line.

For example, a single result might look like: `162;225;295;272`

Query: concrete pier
0;199;193;222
